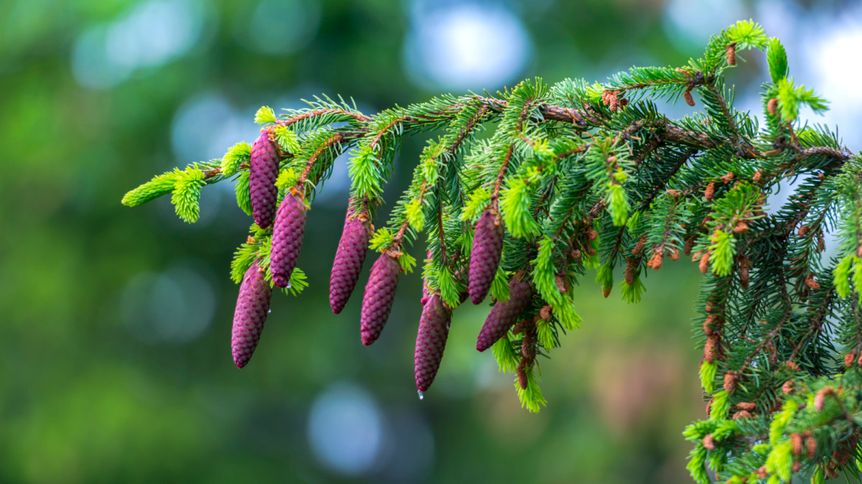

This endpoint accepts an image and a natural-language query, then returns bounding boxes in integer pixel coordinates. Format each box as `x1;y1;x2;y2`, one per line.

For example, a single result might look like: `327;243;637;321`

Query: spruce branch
122;20;862;482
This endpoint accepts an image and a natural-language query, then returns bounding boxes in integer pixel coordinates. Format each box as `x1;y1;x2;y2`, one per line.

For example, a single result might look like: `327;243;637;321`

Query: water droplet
286;282;292;289
268;308;272;314
417;390;425;401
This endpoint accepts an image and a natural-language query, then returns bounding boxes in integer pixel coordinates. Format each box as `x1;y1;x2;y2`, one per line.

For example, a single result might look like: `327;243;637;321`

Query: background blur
2;0;861;482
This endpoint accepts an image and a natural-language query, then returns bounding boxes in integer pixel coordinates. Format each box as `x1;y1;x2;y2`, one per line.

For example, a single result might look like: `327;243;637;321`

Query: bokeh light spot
307;382;383;476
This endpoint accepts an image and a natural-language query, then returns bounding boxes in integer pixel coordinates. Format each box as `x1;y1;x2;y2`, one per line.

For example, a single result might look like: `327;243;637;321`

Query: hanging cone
231;260;272;368
249;131;279;228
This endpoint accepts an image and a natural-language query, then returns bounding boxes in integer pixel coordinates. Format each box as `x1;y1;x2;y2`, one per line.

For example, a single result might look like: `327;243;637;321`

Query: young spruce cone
476;277;533;351
329;207;371;314
360;252;401;346
270;192;307;288
414;293;453;393
468;208;503;304
231;260;272;368
250;131;279;228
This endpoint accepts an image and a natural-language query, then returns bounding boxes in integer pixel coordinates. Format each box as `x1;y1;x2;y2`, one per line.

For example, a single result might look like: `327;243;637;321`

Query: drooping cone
329;207;371;314
414;294;453;393
270;192;306;288
360;252;401;346
250;131;279;228
468;208;503;304
231;260;272;368
476;277;532;351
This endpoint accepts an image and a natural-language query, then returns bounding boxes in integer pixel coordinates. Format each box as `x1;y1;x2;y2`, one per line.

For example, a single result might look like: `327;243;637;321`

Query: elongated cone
271;192;306;288
476;278;532;351
231;261;272;368
250;131;279;228
329;208;371;314
414;294;452;392
468;208;503;304
360;252;401;345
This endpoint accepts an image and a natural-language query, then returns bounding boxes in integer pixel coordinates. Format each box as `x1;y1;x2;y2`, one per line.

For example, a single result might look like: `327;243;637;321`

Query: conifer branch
123;20;862;482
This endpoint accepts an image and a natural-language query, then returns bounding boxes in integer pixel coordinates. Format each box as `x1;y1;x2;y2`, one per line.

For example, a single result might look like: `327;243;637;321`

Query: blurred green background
3;0;861;482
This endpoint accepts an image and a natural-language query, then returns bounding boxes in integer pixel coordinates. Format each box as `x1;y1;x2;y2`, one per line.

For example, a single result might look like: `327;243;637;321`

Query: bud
539;305;552;321
732;410;752;420
804;274;820;290
703;315;718;336
735;402;756;411
231;261;273;368
814;386;834;411
360;252;401;346
624;258;636;285
699;252;711;274
723;371;738;393
414;294;453;392
646;250;663;270
468;208;504;304
844;352;856;368
739;265;750;289
732;221;748;234
683;89;695;107
782;380;794;394
270;192;307;288
704;334;720;362
767;98;778;116
702;434;715;450
517;359;529;390
720;172;735;184
476;278;533;351
752;170;763;183
704;182;715;201
726;43;737;66
805;435;817;458
797;225;809;237
329;207;371;314
250;131;279;228
790;433;803;456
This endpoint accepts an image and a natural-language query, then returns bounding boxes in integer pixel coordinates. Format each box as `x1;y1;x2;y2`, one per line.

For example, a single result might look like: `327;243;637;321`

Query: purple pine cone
414;294;452;392
360;252;401;346
250;131;279;228
271;192;307;288
468;208;504;304
231;261;272;368
329;208;371;314
476;277;532;352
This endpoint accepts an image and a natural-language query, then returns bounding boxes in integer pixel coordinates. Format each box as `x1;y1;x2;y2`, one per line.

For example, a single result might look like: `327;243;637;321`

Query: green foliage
235;171;252;216
775;78;828;122
767;37;788;83
514;368;547;413
170;167;206;223
491;335;519;373
221;142;251;177
254;106;277;125
500;177;541;237
122;169;178;207
123;20;862;482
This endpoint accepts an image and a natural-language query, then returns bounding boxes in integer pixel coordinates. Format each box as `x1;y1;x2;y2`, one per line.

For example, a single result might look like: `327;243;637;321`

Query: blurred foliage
0;0;857;482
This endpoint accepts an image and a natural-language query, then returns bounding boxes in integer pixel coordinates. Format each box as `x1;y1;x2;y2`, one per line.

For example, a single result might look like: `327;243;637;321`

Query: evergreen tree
124;20;862;482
